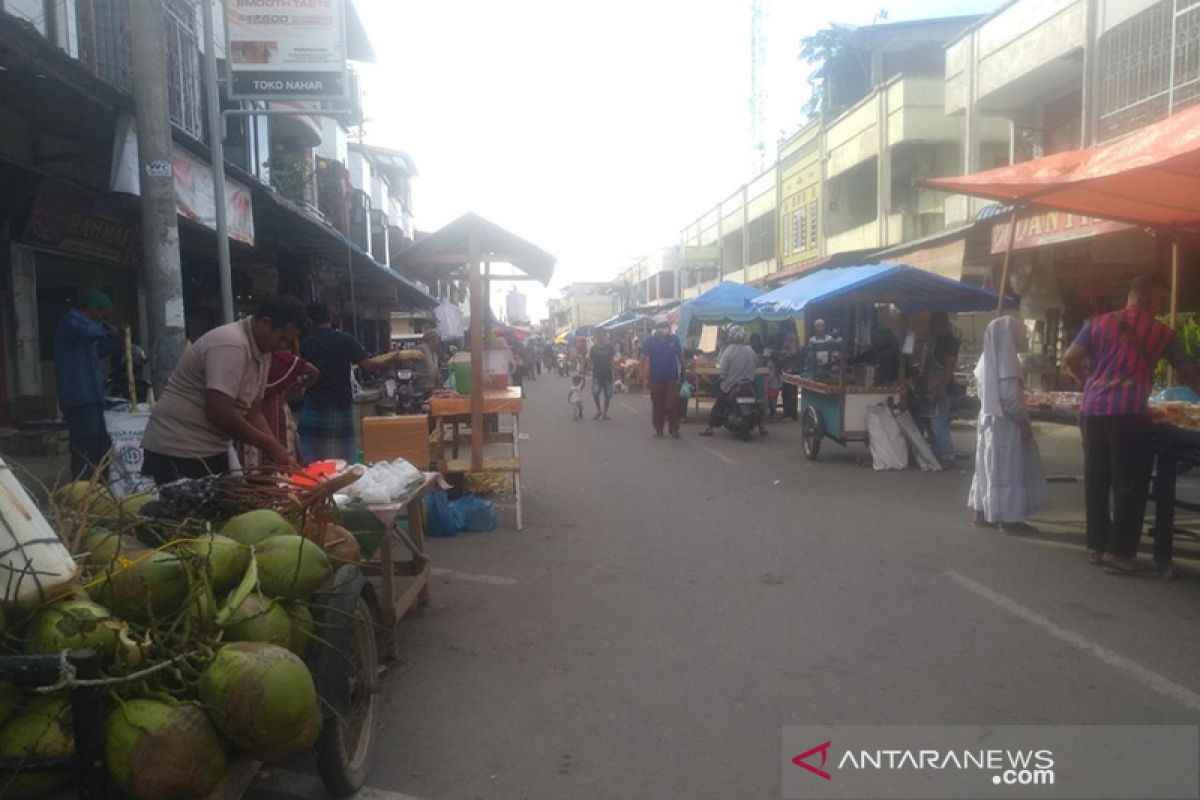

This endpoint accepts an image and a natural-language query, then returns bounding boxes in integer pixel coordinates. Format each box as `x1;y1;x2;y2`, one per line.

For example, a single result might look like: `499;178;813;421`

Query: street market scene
2;0;1200;799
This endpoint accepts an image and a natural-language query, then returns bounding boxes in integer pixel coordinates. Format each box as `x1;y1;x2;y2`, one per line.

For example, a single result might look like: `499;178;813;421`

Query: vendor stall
0;457;434;799
676;281;764;348
749;264;1009;461
925;102;1200;575
392;213;554;529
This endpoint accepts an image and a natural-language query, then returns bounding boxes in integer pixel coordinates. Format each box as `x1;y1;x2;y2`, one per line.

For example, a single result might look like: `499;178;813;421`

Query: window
792;208;805;252
809;199;819;249
1097;0;1173;141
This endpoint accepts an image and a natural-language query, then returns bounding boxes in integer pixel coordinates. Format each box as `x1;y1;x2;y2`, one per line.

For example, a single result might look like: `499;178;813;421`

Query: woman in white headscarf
968;316;1047;531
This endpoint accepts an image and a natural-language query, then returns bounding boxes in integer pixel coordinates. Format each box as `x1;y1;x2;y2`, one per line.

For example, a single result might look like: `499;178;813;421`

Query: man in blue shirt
640;320;683;438
55;292;119;478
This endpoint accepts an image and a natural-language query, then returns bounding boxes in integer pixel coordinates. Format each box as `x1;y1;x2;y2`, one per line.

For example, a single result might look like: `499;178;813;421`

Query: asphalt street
254;373;1200;799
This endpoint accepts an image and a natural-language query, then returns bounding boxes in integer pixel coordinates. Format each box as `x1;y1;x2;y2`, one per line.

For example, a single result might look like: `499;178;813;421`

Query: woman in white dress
968;316;1047;531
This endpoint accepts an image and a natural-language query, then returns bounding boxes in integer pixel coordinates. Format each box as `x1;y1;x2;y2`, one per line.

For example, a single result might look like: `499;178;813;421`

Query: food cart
748;264;1010;461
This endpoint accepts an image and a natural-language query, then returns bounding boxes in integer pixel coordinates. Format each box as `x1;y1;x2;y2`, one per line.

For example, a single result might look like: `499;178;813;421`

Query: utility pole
130;0;186;393
202;0;235;324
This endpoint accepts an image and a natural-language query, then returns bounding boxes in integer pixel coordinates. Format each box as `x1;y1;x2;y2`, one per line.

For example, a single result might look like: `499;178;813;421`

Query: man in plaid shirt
1062;275;1200;575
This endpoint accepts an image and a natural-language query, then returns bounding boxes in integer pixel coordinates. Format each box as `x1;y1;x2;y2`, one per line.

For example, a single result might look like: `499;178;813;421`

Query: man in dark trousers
641;320;684;438
588;329;617;420
298;304;398;464
55;291;120;478
1062;275;1200;575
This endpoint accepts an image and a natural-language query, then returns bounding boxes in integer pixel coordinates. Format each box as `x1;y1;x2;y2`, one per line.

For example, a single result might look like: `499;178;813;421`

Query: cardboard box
362;415;431;469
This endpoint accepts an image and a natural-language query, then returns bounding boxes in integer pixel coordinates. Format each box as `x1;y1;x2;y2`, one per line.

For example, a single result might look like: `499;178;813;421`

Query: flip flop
1087;551;1104;566
1000;522;1040;533
698;430;714;437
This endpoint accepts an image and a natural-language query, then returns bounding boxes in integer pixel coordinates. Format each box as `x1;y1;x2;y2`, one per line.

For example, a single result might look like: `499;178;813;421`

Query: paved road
257;374;1200;799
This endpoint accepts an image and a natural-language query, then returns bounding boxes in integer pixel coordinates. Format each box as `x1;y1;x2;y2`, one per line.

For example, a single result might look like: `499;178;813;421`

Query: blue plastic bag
1153;386;1200;403
453;494;497;533
425;490;463;537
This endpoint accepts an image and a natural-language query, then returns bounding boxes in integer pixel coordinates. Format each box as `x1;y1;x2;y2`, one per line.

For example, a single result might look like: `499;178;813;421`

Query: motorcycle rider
700;325;768;438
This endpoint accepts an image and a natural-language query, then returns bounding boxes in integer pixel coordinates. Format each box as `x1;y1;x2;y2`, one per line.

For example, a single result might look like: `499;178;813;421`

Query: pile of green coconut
0;479;364;800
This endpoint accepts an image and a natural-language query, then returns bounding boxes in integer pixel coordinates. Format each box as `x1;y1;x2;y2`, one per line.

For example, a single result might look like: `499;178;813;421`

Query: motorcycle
555;352;568;377
720;379;764;442
390;364;432;415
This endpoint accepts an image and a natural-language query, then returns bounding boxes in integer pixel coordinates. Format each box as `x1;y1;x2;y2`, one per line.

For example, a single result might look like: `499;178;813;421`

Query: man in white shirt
808;318;840;367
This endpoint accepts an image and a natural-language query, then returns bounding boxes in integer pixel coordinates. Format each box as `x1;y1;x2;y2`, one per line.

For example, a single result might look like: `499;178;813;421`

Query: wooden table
356;472;439;657
429;389;525;530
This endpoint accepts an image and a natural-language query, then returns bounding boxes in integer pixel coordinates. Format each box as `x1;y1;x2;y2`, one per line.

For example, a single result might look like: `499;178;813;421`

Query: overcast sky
354;0;1000;320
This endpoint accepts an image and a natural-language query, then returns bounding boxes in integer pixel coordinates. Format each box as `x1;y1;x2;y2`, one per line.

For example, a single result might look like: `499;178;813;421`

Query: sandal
1102;558;1156;577
1000;522;1039;533
698;429;714;437
1087;551;1104;566
972;512;998;529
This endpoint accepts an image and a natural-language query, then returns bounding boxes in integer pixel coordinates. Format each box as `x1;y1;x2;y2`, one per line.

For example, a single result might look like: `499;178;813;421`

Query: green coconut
23;599;118;658
219;510;296;547
83;530;143;569
198;642;321;763
0;682;21;728
186;535;250;596
105;699;225;800
255;535;331;601
221;594;291;648
0;695;73;798
119;492;156;517
285;602;314;657
53;481;119;515
91;550;189;624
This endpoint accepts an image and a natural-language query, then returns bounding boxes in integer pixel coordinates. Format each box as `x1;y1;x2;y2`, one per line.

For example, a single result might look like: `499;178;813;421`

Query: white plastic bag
865;406;909;471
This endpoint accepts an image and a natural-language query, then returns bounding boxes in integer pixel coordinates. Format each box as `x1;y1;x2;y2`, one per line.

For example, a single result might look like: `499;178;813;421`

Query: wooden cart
783;374;902;460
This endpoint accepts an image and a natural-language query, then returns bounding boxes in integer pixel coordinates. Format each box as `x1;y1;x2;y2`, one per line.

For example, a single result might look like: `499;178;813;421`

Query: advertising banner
170;148;256;246
227;0;347;100
990;210;1132;254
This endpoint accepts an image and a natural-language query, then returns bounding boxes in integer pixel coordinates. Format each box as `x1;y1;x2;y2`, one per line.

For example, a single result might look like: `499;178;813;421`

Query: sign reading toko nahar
226;0;347;100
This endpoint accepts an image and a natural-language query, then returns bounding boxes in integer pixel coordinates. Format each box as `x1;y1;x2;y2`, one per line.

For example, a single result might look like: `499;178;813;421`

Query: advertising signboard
227;0;347;100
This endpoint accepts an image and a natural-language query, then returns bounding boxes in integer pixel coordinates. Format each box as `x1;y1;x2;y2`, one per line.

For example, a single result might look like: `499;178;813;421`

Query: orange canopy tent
924;102;1200;317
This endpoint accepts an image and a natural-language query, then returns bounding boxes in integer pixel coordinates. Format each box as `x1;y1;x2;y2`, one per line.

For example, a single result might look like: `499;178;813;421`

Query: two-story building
548;282;618;332
614;247;681;312
939;0;1200;377
0;0;430;421
678;165;777;299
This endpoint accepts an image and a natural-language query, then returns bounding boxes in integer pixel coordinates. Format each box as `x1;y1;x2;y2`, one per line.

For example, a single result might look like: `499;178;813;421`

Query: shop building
678;165;776;298
938;0;1200;384
0;0;431;423
614;247;681;312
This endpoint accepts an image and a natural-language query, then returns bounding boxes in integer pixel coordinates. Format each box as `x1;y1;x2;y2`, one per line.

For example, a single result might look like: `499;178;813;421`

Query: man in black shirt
589;330;617;420
298;304;397;464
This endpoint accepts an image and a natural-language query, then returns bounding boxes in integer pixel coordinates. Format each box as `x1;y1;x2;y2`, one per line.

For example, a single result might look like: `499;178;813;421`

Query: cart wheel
315;591;380;797
802;407;823;461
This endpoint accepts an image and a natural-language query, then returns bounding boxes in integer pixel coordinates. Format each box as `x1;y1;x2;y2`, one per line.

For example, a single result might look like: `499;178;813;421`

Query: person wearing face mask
968;316;1046;532
640;320;684;438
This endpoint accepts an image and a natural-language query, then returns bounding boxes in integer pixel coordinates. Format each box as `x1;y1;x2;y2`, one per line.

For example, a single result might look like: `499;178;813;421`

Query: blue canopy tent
676;281;765;345
745;264;1012;462
748;263;1013;319
593;311;642;331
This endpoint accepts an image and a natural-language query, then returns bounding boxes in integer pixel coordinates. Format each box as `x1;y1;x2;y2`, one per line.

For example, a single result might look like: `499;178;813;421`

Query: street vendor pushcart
749;264;1011;462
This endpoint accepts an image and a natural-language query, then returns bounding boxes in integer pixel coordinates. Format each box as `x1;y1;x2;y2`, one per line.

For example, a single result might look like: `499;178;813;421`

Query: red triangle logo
792;740;832;781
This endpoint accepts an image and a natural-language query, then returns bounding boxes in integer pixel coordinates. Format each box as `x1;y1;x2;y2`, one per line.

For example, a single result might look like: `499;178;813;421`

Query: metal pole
996;206;1019;314
202;0;235;324
1169;234;1181;385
